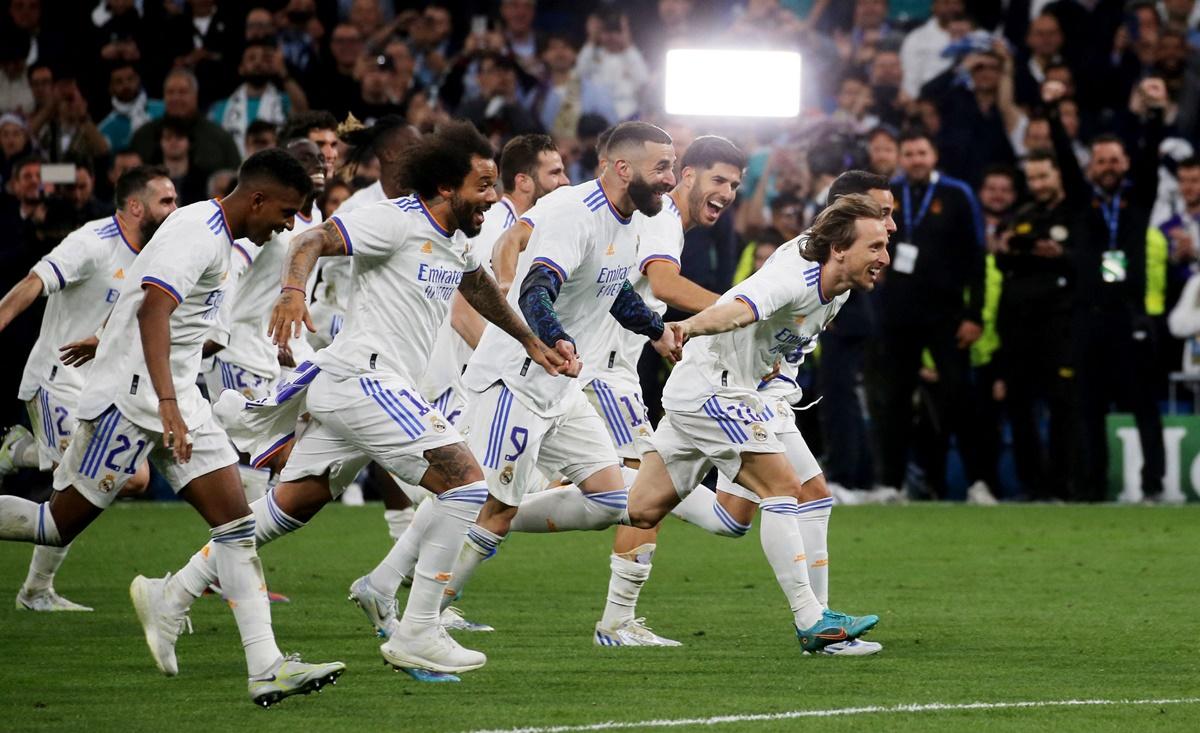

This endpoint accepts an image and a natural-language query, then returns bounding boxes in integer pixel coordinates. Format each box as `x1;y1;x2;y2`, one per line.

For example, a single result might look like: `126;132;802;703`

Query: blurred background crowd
2;0;1200;504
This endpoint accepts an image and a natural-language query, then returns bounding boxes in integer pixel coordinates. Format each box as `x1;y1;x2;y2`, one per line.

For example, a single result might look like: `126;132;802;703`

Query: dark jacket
884;172;987;326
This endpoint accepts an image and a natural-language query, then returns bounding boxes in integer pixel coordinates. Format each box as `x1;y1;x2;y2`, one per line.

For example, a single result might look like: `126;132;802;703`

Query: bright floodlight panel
664;50;801;118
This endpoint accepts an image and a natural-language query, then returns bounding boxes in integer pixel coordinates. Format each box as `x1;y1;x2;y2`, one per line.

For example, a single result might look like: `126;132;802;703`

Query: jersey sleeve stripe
330;216;353;254
639;254;681;273
518;216;535;229
531;257;567;283
233;243;253;264
45;259;66;288
734;294;760;321
142;276;183;304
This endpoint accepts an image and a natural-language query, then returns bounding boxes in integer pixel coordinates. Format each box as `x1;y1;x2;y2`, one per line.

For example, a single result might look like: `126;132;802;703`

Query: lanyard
1093;185;1123;250
902;178;937;238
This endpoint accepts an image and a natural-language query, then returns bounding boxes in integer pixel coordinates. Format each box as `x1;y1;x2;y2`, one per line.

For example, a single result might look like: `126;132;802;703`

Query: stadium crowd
2;0;1200;505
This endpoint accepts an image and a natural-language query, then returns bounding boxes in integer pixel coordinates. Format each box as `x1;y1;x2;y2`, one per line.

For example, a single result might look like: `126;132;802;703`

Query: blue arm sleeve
609;280;665;340
519;265;573;346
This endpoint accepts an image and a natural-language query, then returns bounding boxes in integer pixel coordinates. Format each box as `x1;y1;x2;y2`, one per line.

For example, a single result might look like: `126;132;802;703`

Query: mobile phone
471;15;488;36
42;163;77;185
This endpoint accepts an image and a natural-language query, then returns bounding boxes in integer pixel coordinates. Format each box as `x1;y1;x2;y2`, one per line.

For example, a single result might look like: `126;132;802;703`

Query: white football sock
398;482;486;634
0;498;63;545
209;514;281;676
441;522;502;612
165;489;305;613
599;543;654;629
23;544;71;593
508;485;627;532
11;430;39;469
238;464;271;503
384;506;415;542
759;497;823;629
369;499;435;597
795;497;833;607
671;486;752;537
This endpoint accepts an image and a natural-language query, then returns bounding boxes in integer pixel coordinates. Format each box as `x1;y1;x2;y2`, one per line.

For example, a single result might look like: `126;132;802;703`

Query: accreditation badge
893;242;918;274
1101;250;1127;283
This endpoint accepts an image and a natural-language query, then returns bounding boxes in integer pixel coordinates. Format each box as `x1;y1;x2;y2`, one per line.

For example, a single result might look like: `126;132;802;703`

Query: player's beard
628;173;664;216
140;214;166;243
452;192;484;238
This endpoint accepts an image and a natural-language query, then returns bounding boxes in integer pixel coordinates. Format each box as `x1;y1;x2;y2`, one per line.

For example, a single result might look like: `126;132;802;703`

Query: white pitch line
468;697;1200;733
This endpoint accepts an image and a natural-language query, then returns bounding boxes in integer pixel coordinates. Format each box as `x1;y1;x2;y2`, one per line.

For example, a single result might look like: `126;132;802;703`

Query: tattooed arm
458;266;570;376
267;220;347;346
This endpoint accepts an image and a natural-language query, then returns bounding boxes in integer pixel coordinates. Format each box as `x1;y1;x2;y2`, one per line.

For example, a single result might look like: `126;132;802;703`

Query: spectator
276;0;324;81
922;38;1020;186
0;155;48;428
409;3;455;89
98;62;164;153
867;125;899;177
0;113;33;188
456;53;541;149
636;0;700;70
162;0;243;108
868;47;908;129
129;69;241;173
900;0;964;99
318;176;352;219
1158;157;1200;308
280;110;340;180
532;33;617;140
833;0;906;73
867;129;986;500
383;37;420;105
25;62;53;122
101;148;142;204
0;29;33;114
1046;77;1168;502
158;116;211;205
243;119;278;157
66;161;111;221
577;8;650;121
997;149;1079;501
500;0;543;78
205;168;237;199
5;0;68;69
210;39;308;156
830;71;878;136
350;54;405;125
29;73;109;162
312;23;365;119
1014;13;1065;108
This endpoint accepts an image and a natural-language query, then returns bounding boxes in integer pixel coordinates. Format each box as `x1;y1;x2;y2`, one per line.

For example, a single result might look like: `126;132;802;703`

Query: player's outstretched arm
268;220;345;345
515;264;581;376
491;221;533;295
449;291;486;349
644;261;720;314
459;266;567;376
0;273;44;333
675;299;758;339
138;285;191;463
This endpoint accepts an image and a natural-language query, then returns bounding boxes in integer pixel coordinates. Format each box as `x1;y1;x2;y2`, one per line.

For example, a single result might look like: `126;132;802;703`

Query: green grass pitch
2;503;1198;732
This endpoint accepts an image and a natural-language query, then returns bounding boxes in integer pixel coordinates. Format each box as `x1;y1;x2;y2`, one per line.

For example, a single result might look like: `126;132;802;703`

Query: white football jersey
318;180;384;308
19;216;142;403
76;200;237;431
315;194;480;385
662;236;848;412
463;179;640;417
418;196;514;400
580;193;682;385
219;207;323;379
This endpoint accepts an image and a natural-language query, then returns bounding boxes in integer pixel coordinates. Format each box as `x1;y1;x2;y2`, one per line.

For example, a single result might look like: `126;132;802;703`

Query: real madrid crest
431;417;447;433
751;423;768;442
99;475;117;493
499;465;514;484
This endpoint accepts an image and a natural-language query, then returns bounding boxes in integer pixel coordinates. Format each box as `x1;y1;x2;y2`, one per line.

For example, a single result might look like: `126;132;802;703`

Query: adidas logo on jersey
605;243;615;256
421;241;433;254
114;268;125;279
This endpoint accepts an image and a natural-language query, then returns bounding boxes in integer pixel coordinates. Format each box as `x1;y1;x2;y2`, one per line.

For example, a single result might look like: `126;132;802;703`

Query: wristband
159;397;177;402
280;285;306;298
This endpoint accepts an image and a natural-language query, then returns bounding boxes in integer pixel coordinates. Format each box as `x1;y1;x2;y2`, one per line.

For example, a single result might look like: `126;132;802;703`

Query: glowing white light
664;49;802;118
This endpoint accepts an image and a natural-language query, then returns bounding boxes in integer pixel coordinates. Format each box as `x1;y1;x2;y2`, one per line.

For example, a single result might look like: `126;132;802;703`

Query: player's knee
798;474;831;502
478;498;517;534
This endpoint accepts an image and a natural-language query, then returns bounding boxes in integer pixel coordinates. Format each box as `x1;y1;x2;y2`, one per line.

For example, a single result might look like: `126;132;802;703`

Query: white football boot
440;606;495;632
380;625;486;674
16;587;93;612
248;654;346;707
130;574;193;676
347;575;397;637
594;618;682;647
811;638;883;656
